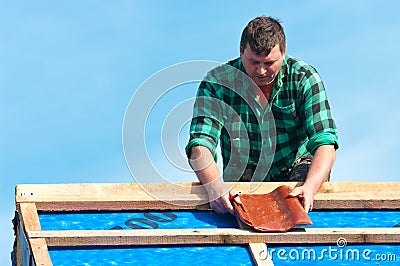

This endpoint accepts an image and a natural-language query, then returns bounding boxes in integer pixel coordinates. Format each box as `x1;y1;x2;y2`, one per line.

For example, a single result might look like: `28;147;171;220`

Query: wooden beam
317;182;400;193
34;201;210;212
15;182;206;202
30;197;400;211
17;203;44;265
236;214;274;266
28;228;400;247
313;198;400;209
16;182;209;211
16;182;400;202
249;243;274;266
15;182;400;211
30;238;52;266
19;203;41;231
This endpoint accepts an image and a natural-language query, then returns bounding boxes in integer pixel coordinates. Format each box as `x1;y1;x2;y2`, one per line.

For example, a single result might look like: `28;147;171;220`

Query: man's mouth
253;74;275;85
255;75;273;81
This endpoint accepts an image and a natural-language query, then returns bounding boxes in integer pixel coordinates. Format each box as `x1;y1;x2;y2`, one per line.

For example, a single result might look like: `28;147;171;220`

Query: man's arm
189;145;240;214
289;144;336;212
289;63;338;212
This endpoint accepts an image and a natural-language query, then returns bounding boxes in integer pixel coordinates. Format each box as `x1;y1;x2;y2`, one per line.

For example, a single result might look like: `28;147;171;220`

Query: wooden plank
28;228;400;247
249;243;274;266
317;182;400;193
15;182;206;201
16;182;210;211
26;199;398;211
16;182;400;202
313;198;400;209
34;200;211;212
19;203;41;231
30;238;52;266
235;214;274;265
15;182;400;211
16;203;42;265
30;196;400;211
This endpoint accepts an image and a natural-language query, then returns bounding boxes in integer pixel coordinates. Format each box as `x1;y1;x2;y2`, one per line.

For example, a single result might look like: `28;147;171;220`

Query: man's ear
282;45;287;57
240;45;243;55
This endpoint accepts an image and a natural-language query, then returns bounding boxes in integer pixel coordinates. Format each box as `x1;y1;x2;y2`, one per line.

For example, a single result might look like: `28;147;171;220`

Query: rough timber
14;182;400;266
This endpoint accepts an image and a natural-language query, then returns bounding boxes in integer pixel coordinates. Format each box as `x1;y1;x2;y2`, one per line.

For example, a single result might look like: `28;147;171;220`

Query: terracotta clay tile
232;185;312;232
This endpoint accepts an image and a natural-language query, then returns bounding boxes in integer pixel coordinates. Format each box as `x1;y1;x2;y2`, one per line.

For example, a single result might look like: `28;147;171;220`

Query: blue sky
1;0;400;264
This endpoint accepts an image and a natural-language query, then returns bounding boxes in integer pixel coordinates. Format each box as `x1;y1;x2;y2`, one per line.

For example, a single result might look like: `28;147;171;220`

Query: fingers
302;197;312;213
288;187;302;198
210;193;235;214
229;190;242;205
210;189;243;214
288;186;313;213
304;196;313;213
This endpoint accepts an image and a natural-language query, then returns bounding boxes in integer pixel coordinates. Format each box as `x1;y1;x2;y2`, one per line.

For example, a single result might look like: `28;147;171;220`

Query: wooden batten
19;203;41;231
28;228;400;247
248;243;274;266
16;182;400;211
15;182;400;201
30;238;52;266
236;213;274;265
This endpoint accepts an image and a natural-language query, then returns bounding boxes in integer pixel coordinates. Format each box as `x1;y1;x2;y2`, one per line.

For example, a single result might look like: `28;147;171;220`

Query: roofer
186;16;339;214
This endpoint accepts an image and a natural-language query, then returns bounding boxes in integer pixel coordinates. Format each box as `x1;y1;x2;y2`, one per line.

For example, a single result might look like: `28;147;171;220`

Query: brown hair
240;16;286;55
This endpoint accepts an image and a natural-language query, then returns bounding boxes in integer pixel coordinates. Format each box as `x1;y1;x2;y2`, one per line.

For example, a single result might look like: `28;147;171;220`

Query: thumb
302;197;313;213
229;190;243;205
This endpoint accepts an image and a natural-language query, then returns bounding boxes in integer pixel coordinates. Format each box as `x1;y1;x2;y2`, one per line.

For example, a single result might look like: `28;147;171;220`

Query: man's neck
255;81;274;108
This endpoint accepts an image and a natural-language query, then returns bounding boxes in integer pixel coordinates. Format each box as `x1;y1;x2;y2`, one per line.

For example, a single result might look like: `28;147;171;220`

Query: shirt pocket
271;102;300;132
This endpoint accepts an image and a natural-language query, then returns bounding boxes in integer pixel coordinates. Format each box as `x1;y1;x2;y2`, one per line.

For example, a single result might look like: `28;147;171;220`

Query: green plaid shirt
186;55;338;181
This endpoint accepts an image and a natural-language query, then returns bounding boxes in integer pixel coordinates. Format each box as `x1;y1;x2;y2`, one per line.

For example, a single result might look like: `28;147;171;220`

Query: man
186;16;338;214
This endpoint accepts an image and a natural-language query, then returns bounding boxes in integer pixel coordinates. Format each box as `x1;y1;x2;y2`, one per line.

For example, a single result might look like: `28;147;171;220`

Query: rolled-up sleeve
185;80;224;161
301;69;339;154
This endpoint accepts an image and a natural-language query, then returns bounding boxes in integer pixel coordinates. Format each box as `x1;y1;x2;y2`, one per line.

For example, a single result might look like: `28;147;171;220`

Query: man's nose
256;65;267;75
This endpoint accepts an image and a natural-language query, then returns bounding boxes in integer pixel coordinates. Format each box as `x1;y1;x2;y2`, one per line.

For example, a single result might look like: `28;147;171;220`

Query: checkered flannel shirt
186;55;339;181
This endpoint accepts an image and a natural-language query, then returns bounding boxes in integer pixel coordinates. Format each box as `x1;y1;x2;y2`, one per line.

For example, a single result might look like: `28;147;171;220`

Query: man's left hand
289;186;314;213
289;145;336;213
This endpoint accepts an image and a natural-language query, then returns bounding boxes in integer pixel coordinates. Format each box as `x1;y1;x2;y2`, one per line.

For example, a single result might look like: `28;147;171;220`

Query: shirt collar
276;55;288;88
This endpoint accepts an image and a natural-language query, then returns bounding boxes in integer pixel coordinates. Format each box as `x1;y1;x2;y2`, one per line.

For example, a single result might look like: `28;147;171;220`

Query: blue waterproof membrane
302;210;400;228
48;245;254;266
39;211;239;230
268;244;400;266
39;210;400;230
41;210;400;265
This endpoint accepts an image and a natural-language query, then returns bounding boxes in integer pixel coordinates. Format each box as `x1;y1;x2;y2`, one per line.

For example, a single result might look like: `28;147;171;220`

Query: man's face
240;44;286;87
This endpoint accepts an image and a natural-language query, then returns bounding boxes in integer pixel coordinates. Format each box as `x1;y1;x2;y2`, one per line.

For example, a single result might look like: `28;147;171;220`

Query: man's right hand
188;145;241;214
206;182;242;214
